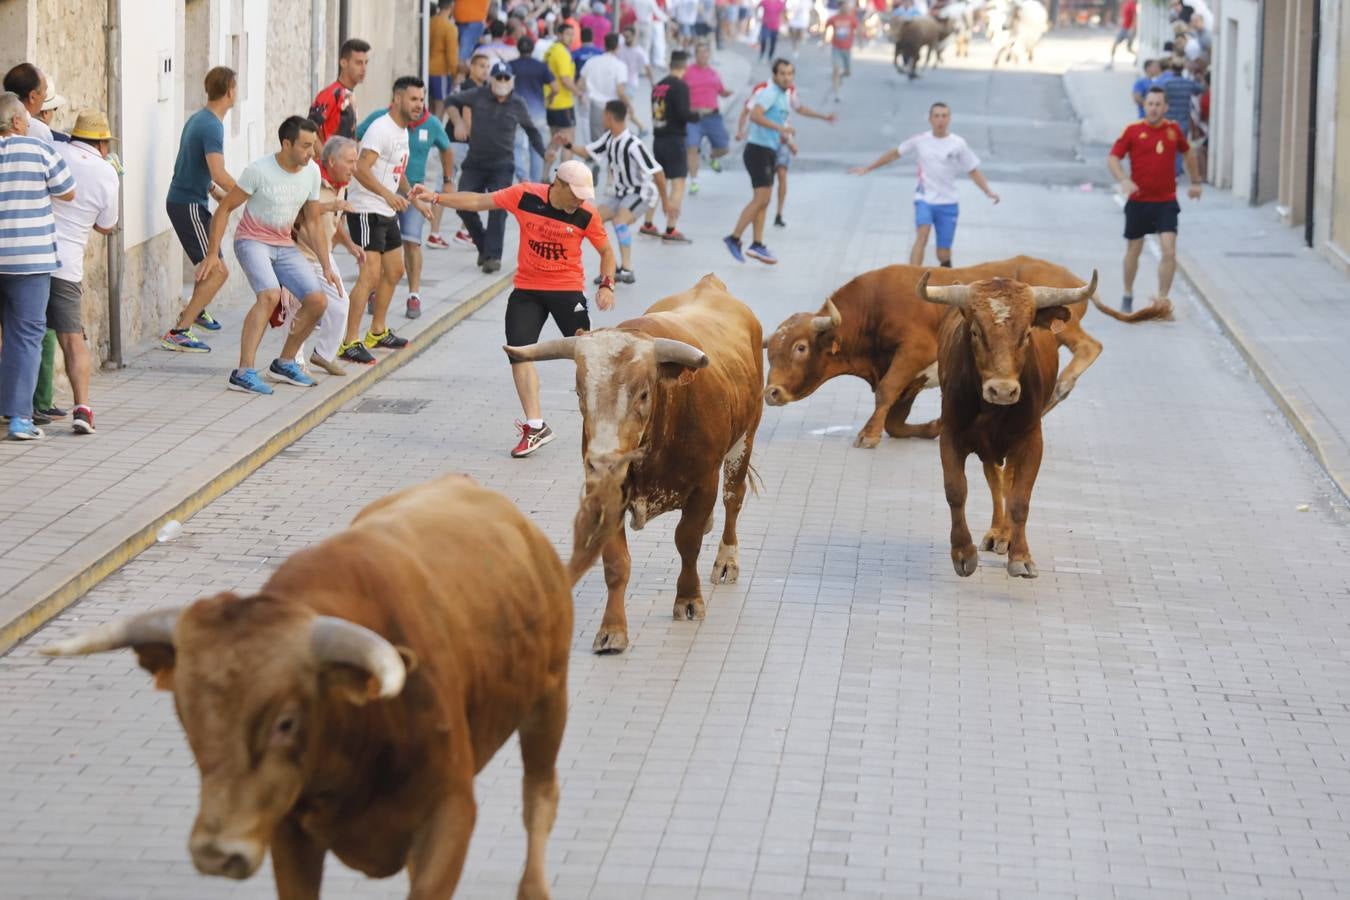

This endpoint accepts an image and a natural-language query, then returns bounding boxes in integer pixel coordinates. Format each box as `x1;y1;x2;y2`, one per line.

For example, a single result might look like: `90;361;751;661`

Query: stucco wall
265;0;314;138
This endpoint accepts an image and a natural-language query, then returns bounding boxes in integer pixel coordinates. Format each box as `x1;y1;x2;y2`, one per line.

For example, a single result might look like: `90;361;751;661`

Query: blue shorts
428;75;454;101
915;201;960;249
686;112;730;151
233;239;324;299
832;46;852;75
398;204;426;245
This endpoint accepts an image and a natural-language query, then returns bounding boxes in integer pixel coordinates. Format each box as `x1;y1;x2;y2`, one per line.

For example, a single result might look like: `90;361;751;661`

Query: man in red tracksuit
309;38;371;142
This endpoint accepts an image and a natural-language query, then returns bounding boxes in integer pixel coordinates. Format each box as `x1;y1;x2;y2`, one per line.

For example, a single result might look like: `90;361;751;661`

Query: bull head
918;270;1097;405
762;298;843;406
43;600;409;881
504;331;708;575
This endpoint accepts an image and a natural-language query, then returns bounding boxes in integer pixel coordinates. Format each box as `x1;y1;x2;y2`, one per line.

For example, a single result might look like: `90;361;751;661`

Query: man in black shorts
1107;85;1201;312
644;49;697;242
413;160;617;458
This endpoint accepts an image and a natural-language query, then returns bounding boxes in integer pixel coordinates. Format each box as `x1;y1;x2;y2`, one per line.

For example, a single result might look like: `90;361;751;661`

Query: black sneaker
482;258;502;274
510;421;555;458
616;268;636;284
32;410;52;426
364;329;409;350
1121;295;1133;313
39;406;68;419
339;341;377;365
773;214;786;228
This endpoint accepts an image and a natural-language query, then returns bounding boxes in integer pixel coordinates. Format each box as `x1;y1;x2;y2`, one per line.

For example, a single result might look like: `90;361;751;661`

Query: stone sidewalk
1064;65;1350;501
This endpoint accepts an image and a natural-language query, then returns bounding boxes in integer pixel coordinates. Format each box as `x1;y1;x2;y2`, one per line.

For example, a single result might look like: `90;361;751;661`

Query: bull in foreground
763;256;1104;448
506;274;763;654
43;474;572;900
922;270;1097;578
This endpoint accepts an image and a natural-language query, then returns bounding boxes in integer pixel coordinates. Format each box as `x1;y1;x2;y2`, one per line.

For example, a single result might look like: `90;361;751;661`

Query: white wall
119;0;180;248
1213;0;1260;199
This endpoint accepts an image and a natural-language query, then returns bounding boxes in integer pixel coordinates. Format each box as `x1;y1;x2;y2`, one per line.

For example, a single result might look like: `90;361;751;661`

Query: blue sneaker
746;242;778;265
228;368;274;395
266;359;317;387
723;235;745;263
194;310;223;331
6;417;44;441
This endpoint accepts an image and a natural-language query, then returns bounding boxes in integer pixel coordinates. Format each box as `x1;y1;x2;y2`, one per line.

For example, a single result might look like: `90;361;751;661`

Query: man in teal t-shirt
356;99;453;320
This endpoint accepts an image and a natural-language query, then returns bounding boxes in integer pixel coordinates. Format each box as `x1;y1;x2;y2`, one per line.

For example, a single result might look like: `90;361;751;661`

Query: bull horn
916;271;971;307
41;607;180;656
811;298;843;333
503;337;579;364
652;338;709;369
1030;270;1098;309
310;616;407;699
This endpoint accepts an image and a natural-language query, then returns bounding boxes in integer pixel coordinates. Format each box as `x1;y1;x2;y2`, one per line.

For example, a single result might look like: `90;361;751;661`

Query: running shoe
406;293;422;319
267;359;317;387
723;235;745;263
453;229;476;247
227;368;274;395
482;258;502;274
160;329;210;352
38;406;67;419
510;421;555;458
425;233;451;250
639;223;661;237
746;242;778;265
616;268;636;284
32;409;52;426
688;180;700;195
364;329;409;350
662;229;691;243
1121;294;1133;313
194;310;223;331
339;341;377;365
7;417;43;441
72;406;95;435
710;157;723;173
308;351;347;376
774;214;786;228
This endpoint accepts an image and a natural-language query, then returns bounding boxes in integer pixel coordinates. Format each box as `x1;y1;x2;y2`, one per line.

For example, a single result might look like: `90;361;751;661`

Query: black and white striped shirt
586;128;662;199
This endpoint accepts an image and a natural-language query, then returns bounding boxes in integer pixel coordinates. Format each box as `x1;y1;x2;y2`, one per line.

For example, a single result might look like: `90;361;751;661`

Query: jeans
0;273;52;419
457;21;486;60
457;162;515;261
514;117;548;184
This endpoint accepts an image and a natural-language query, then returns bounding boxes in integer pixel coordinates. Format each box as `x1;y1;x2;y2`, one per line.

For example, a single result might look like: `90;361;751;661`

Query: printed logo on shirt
529;239;568;261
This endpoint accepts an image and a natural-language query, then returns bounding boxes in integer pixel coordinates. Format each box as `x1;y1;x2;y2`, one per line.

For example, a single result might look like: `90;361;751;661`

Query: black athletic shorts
743;142;777;190
505;288;592;349
166;201;220;265
546;107;576;129
1123;199;1180;240
653;135;689;179
346;211;404;253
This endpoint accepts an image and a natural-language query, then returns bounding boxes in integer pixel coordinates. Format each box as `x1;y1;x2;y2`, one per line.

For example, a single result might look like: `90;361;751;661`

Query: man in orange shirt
455;0;491;61
414;160;618;457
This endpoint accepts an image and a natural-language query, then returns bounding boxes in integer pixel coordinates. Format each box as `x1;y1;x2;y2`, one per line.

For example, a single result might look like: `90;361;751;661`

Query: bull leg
593;528;631;654
674;486;717;621
712;433;755;584
406;768;476;899
979;461;1012;555
940;432;979;577
1044;319;1102;415
516;687;567;900
1004;433;1045;578
857;347;939;447
270;815;324;900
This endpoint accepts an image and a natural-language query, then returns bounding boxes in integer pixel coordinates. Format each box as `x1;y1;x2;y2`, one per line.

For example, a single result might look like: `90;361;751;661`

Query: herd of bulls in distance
42;256;1152;897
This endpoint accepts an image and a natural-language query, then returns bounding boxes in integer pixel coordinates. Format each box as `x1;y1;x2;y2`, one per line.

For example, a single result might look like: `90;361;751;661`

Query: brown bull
43;474;572;900
922;271;1097;578
506;274;763;655
763;256;1104;448
892;15;954;79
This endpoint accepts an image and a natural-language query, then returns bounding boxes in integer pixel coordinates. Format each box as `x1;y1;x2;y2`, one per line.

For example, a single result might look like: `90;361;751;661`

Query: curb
0;272;514;655
1175;251;1350;502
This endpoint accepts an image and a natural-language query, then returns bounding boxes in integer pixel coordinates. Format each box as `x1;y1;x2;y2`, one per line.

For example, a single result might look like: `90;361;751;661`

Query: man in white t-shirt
50;111;120;435
580;34;643;147
849;101;999;266
340;76;421;361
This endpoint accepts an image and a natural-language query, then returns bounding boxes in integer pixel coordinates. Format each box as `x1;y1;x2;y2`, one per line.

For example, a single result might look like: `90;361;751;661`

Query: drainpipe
421;0;431;83
1304;0;1320;248
104;0;124;370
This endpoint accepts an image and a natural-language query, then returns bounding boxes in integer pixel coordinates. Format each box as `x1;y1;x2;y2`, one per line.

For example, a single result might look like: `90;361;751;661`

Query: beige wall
349;0;424;119
1328;4;1350;259
266;0;315;137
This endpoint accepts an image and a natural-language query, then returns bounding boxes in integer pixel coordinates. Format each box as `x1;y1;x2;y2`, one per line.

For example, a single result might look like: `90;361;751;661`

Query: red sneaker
425;233;450;249
510;421;555;458
639;223;661;237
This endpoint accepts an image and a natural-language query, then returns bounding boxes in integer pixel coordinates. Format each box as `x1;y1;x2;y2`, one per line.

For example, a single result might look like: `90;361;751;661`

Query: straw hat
70;109;116;141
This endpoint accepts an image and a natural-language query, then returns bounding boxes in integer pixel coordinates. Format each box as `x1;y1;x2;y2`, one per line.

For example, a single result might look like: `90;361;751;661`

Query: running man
544;22;583;161
1107;85;1202;312
564;100;668;283
683;42;734;194
196;116;338;395
644;49;698;242
724;59;832;265
162;66;238;351
850;101;1000;267
412;160;617;458
826;1;859;102
1109;0;1138;68
736;71;835;228
309;38;370;143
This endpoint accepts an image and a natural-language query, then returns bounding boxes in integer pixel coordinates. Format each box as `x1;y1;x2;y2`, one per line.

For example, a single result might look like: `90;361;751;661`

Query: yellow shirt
544;42;576;111
429;16;458;78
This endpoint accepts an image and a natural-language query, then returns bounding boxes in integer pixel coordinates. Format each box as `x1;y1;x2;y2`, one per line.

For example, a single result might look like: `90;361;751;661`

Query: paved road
5;34;1350;900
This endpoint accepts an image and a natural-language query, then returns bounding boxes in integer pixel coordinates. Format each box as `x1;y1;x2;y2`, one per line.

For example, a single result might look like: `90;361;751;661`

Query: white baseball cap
555;159;595;201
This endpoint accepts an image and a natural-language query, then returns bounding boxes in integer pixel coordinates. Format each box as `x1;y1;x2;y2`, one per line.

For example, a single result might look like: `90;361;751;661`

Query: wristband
597;276;615;290
565;141;574;150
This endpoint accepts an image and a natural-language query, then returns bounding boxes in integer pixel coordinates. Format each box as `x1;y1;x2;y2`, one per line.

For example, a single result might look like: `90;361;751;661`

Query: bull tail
745;462;764;498
1090;294;1174;323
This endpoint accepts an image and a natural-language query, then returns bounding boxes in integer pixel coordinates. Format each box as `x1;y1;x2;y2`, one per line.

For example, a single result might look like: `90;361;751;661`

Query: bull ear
135;645;178;691
1033;306;1071;329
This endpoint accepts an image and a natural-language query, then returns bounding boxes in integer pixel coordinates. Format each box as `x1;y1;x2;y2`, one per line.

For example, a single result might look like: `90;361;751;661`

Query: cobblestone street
4;34;1350;900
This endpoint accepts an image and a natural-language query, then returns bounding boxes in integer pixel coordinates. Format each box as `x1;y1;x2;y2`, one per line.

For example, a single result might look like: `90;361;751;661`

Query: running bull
43;474;572;900
762;256;1104;448
923;270;1097;578
506;274;763;654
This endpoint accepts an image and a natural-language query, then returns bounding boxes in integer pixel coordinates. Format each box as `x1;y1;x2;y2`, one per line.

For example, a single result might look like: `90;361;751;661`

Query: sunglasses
493;73;514;82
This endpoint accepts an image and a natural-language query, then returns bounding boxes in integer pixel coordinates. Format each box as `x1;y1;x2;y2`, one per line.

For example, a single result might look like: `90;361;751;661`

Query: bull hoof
674;596;706;621
980;531;1010;555
1007;558;1039;578
710;543;739;584
591;627;629;655
952;546;979;577
853;432;881;449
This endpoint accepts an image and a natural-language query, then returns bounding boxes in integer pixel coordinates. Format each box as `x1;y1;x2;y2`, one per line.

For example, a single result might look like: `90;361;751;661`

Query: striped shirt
585;129;662;201
0;135;76;275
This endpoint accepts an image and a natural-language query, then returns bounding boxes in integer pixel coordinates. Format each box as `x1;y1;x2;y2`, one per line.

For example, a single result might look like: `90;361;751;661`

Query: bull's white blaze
578;332;650;458
987;299;1012;324
722;433;748;504
918;361;939;389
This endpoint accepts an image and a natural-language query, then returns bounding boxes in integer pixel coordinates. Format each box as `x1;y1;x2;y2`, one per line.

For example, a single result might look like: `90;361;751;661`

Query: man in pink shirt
758;0;787;60
683;42;735;193
579;1;613;48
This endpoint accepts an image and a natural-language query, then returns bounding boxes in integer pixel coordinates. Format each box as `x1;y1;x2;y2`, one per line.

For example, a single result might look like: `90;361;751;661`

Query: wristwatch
597;275;615;290
564;141;574;150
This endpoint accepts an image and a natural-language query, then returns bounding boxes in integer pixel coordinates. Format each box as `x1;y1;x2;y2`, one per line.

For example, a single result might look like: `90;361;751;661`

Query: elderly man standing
2;63;54;144
444;61;550;274
0;91;75;441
